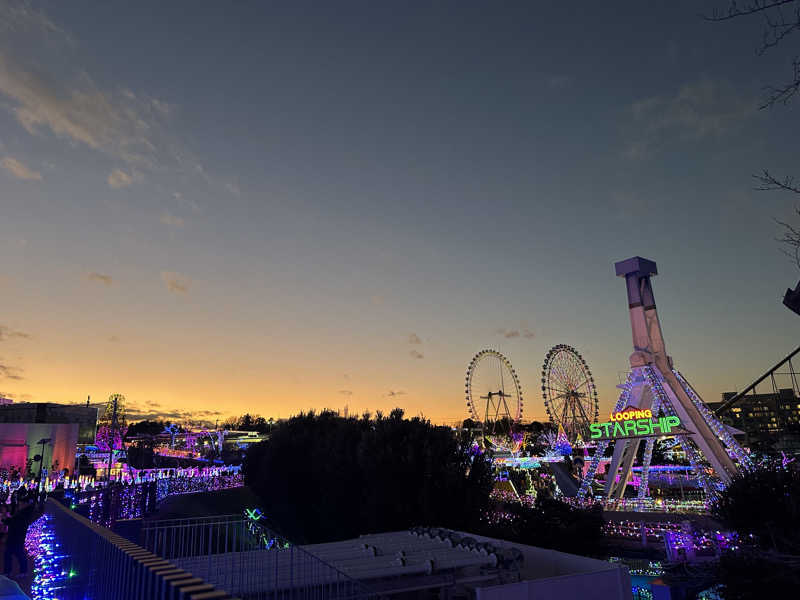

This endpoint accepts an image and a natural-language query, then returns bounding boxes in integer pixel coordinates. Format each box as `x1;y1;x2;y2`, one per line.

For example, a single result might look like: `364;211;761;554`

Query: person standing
2;492;39;579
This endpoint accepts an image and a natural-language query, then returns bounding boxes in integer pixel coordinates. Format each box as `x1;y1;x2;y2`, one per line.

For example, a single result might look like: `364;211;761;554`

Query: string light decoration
567;496;709;514
643;367;720;501
577;374;633;498
163;423;180;448
672;370;752;469
602;520;741;554
553;425;573;456
25;514;73;600
95;394;128;451
580;361;748;504
69;470;243;526
243;508;291;550
637;438;655;502
631;585;654;600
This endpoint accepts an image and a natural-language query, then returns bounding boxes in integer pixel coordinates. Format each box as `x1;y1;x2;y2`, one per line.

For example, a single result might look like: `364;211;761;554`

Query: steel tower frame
577;257;751;501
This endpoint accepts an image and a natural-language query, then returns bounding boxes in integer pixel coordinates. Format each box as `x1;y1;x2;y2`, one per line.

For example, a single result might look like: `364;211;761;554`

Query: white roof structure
300;528;507;594
173;527;632;599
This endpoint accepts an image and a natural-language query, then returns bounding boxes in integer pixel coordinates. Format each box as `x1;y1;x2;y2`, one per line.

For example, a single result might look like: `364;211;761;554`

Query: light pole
36;438;51;491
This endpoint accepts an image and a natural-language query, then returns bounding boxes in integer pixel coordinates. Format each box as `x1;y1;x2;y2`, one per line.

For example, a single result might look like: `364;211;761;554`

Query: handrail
141;512;375;598
44;498;234;599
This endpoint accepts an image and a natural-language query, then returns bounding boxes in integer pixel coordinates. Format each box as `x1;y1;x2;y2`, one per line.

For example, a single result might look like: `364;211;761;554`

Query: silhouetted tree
127;440;156;469
711;462;800;552
77;454;96;477
479;497;604;555
223;413;271;433
717;550;800;599
126;420;168;438
243;409;493;543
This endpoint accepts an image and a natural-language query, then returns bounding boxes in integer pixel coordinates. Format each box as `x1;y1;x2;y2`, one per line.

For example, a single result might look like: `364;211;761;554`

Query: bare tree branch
704;0;798;22
775;210;800;268
707;3;800;273
761;56;800;106
706;1;800;107
753;170;800;193
758;5;800;53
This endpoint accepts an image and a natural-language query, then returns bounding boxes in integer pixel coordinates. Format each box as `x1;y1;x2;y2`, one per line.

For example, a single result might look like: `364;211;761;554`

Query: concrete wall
0;423;79;474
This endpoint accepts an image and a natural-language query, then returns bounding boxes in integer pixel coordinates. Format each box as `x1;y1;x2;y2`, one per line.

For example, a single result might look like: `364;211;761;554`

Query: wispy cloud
496;327;535;339
160;212;184;227
0;2;241;202
338;390;353;396
626;80;755;158
124;404;226;425
0;363;23;380
386;390;406;397
107;168;133;188
0;5;196;182
0;52;172;170
0;1;69;39
160;271;190;294
407;333;424;358
107;335;120;343
87;272;112;286
0;325;30;341
0;391;32;401
1;156;41;180
172;191;200;213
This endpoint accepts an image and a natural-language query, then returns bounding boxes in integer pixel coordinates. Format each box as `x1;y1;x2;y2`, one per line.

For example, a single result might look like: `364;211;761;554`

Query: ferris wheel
541;344;599;440
465;349;523;434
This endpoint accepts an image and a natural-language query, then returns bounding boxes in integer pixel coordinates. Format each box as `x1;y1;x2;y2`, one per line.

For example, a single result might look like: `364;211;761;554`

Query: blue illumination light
24;514;71;600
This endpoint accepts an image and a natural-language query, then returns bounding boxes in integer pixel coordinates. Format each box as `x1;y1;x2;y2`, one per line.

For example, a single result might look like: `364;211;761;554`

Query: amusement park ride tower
577;257;751;500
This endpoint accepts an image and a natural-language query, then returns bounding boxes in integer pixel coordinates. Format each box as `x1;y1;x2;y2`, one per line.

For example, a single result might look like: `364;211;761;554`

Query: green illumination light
589;415;682;440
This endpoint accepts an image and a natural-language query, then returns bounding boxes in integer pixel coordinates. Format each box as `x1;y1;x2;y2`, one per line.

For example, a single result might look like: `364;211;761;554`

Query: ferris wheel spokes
541;344;599;441
466;350;523;434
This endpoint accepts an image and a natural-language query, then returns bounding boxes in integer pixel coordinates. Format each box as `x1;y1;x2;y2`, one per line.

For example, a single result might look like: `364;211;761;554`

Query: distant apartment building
708;388;800;449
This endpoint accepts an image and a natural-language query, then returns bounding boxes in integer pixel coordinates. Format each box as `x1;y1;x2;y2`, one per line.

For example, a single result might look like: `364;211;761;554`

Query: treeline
221;414;274;433
244;409;494;543
126;420;178;438
126;414;276;437
243;408;608;551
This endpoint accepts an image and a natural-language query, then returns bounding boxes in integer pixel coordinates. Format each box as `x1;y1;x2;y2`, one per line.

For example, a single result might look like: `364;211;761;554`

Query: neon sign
589;406;683;440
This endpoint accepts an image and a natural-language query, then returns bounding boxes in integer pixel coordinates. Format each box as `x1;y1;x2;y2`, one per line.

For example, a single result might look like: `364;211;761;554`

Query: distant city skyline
1;1;798;424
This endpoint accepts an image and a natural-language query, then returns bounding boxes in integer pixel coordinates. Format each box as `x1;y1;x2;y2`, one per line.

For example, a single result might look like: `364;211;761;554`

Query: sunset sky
1;1;799;425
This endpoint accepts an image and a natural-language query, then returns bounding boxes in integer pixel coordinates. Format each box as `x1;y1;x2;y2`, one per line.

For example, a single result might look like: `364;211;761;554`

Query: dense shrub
243;409;493;543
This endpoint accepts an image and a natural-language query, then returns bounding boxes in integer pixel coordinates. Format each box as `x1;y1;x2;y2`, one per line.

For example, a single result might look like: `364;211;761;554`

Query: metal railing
141;514;375;599
714;345;800;415
43;498;233;599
